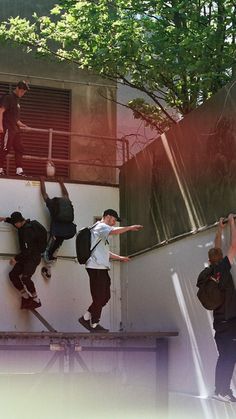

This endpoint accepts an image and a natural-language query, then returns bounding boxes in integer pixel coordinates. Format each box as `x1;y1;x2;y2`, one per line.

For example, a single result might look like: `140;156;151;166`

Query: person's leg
42;236;63;280
9;262;33;308
47;236;64;260
0;129;13;173
12;132;25;174
9;262;26;292
21;257;41;308
215;330;236;396
79;269;110;332
88;268;111;324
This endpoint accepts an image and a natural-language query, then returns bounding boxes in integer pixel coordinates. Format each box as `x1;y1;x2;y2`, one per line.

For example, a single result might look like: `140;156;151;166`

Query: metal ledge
0;331;178;340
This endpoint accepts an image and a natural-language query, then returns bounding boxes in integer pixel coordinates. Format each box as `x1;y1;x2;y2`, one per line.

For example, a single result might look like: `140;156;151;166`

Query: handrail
6;126;130;174
127;221;218;258
23;127;127;143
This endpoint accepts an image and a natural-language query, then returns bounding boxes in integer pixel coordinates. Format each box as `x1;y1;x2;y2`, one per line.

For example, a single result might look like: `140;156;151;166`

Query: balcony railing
6;126;130;176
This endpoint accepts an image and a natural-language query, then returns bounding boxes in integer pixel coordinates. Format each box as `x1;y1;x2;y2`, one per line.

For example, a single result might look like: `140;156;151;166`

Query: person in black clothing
40;177;76;279
0;80;30;176
0;212;42;309
197;214;236;403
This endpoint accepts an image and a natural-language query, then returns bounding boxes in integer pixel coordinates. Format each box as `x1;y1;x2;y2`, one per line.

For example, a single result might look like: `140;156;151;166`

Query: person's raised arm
0;107;5;133
227;214;236;265
40;177;49;202
58;177;69;198
214;217;225;249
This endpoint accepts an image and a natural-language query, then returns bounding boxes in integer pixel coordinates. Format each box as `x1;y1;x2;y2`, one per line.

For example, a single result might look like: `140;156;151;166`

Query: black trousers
46;235;64;260
86;268;111;324
0;129;24;168
9;255;41;295
214;321;236;395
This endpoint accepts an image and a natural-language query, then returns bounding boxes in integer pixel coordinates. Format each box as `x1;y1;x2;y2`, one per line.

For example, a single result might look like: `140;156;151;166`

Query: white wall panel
0;178;120;332
121;225;236;398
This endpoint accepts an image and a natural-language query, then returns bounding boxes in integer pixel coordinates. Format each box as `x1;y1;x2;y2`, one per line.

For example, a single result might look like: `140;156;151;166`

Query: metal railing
6;126;130;172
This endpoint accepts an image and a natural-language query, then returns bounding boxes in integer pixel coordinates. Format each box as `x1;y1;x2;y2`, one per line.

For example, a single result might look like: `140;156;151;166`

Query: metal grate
0;81;71;177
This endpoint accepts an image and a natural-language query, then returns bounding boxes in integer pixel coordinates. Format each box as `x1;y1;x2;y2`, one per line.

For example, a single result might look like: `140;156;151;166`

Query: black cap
10;211;25;224
16;80;30;91
103;209;121;222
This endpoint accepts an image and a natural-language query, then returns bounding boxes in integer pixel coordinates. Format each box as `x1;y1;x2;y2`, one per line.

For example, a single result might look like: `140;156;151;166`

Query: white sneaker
41;266;51;280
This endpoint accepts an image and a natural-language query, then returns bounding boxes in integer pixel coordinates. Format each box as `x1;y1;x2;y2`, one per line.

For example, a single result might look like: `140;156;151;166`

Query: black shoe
90;324;109;333
21;297;33;309
78;316;93;332
41;266;51;280
21;297;41;310
0;171;6;176
31;299;42;309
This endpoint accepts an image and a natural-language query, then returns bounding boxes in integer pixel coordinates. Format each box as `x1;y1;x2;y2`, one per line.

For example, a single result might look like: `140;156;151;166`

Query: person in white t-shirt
79;208;143;332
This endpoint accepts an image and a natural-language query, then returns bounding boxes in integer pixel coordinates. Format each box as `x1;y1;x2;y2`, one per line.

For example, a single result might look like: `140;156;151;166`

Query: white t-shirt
85;222;114;269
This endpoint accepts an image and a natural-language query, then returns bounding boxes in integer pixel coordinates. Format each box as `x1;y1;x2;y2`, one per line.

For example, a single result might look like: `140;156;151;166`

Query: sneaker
90;324;109;333
214;393;236;403
78;316;93;332
16;172;27;177
41;266;51;280
21;297;41;310
0;170;6;176
30;299;42;310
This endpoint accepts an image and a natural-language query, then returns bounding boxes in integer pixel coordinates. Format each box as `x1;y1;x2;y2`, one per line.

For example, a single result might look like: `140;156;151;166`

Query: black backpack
31;220;48;254
76;224;101;265
52;197;74;223
196;267;225;311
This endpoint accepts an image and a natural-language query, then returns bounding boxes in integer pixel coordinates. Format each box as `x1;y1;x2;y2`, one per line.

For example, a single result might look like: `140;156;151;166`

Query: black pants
47;235;64;260
214;321;236;395
0;129;24;168
9;256;41;295
86;268;111;324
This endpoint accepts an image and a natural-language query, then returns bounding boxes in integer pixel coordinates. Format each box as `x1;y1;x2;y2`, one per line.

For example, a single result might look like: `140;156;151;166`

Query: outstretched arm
17;120;29;129
58;177;69;198
227;214;236;264
0;216;11;223
40;177;49;201
109;252;130;262
109;225;143;235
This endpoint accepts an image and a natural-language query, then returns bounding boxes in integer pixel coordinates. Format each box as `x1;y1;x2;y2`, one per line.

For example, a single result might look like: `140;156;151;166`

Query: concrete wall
0;178;120;332
121;225;236;399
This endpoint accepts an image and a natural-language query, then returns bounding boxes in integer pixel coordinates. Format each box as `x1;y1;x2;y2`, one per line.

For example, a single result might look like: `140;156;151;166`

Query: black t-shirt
212;256;236;328
1;93;20;132
45;197;76;238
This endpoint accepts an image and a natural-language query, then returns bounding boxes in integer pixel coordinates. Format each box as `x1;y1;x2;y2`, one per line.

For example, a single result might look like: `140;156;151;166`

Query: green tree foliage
0;0;235;132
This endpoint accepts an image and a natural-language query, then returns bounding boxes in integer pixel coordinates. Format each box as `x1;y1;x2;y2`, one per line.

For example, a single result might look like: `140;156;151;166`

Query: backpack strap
89;222;102;255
